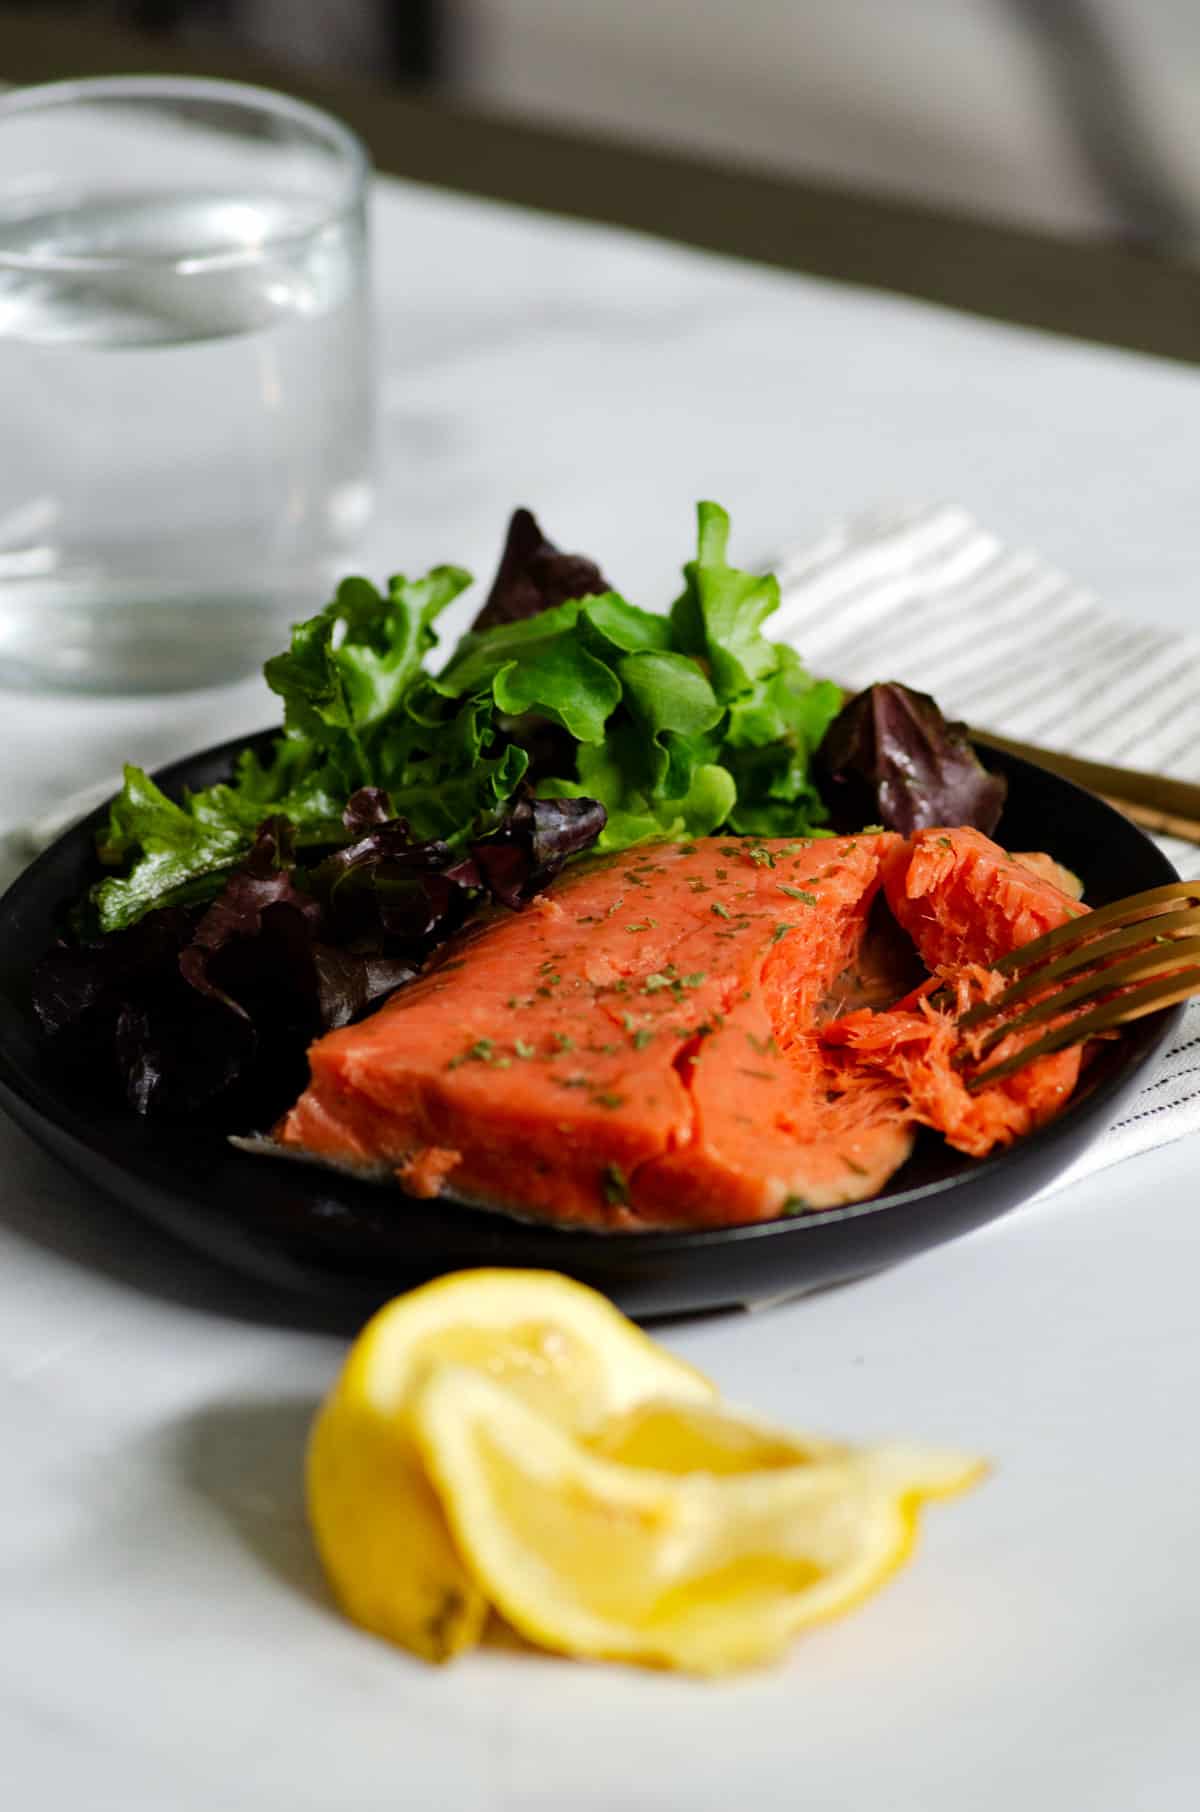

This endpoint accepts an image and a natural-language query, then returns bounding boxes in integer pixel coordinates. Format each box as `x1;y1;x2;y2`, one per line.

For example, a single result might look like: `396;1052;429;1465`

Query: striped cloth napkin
769;503;1200;1200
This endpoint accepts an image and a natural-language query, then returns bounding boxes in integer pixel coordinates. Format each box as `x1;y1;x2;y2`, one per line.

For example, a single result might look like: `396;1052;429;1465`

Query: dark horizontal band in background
4;8;1200;367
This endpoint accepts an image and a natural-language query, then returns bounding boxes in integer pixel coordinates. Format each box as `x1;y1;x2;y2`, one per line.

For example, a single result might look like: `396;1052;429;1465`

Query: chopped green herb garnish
780;1195;809;1216
633;1027;654;1049
770;923;792;942
448;1036;503;1069
778;885;817;904
553;1032;575;1052
593;1092;625;1109
602;1162;629;1205
514;1038;536;1059
711;902;732;919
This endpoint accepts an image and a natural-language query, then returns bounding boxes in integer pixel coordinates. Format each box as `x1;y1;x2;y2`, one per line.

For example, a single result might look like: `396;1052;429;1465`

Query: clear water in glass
0;82;373;693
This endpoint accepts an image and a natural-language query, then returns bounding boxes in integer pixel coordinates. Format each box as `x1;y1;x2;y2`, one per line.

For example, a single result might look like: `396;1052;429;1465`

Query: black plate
0;733;1182;1317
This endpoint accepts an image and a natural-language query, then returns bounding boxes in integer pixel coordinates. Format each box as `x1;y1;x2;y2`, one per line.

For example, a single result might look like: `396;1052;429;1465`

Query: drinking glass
0;77;373;692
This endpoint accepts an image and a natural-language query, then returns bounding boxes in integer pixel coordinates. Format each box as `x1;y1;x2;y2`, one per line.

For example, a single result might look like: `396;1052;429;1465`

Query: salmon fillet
272;826;1090;1226
273;834;915;1229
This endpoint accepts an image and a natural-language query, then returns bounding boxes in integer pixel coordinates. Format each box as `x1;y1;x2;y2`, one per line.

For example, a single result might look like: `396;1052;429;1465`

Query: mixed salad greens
93;502;843;935
34;502;1005;1119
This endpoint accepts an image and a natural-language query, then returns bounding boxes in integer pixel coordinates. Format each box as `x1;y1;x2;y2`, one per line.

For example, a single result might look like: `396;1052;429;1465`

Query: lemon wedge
413;1366;985;1675
307;1269;714;1662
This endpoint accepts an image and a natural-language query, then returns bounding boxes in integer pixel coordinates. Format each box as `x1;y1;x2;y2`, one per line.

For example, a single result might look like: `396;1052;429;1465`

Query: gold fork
955;881;1200;1091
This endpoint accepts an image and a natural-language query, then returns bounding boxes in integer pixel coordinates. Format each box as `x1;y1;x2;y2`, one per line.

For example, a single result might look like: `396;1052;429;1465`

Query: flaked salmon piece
880;825;1086;969
823;828;1087;1157
273;834;912;1229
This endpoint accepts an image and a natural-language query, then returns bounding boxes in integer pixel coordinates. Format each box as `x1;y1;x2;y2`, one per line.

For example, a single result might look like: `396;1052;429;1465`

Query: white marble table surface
4;176;1200;1812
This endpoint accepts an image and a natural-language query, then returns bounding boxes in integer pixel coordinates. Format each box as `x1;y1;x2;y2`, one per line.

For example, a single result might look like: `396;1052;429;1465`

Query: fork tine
964;906;1200;1036
958;906;1200;1032
973;935;1200;1055
965;967;1200;1090
989;882;1200;979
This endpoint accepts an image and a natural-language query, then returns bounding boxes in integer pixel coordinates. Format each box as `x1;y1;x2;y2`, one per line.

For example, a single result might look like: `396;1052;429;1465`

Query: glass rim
0;75;369;275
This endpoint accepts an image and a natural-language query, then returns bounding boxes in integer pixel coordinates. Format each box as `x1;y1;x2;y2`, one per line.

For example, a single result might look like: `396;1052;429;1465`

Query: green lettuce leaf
492;641;621;743
670;501;781;701
95;767;251;929
429;598;583;697
263;567;470;773
579;591;674;656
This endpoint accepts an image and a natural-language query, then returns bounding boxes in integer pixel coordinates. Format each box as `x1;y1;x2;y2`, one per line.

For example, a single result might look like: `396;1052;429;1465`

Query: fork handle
972;729;1200;846
1098;796;1200;846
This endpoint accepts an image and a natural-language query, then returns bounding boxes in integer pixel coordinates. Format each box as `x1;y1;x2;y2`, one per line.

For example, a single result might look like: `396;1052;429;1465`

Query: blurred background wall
6;0;1200;247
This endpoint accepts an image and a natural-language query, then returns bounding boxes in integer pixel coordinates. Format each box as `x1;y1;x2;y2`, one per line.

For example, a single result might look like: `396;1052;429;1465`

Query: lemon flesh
414;1365;984;1675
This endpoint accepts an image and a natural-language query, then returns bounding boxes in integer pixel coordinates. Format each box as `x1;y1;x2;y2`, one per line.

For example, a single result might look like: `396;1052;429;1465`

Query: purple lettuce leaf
470;507;611;632
312;785;607;933
817;682;1007;836
32;907;194;1042
178;817;321;1016
115;994;256;1118
468;794;608;908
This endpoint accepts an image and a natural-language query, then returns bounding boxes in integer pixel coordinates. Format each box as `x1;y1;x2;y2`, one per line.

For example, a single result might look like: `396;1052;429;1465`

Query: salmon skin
269;827;1089;1229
